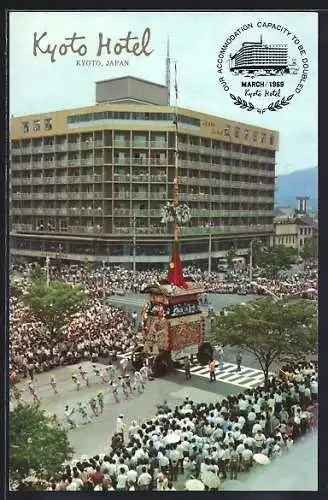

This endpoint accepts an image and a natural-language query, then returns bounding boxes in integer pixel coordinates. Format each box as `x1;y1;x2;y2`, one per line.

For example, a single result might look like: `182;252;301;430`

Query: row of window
22;118;53;133
67;112;200;128
224;125;274;145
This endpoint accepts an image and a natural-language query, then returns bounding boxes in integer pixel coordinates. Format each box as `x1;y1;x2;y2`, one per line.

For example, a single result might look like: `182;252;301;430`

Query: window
235;127;240;138
269;134;274;145
44;118;53;130
224;125;231;136
261;133;266;144
22;121;29;133
244;128;249;139
253;131;258;142
33;120;41;132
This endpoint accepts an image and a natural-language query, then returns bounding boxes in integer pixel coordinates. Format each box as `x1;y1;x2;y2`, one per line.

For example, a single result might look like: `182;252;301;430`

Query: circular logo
217;21;309;114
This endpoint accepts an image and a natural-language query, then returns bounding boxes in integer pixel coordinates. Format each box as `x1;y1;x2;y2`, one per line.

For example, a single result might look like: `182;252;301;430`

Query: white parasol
164;433;181;444
306;288;316;293
253;453;271;465
185;479;205;491
201;470;220;489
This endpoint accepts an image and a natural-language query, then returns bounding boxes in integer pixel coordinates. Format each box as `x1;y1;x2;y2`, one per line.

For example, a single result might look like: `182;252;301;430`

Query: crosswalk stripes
116;352;270;390
176;361;271;389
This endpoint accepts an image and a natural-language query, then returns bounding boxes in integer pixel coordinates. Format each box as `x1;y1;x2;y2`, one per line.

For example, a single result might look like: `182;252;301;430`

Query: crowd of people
11;261;317;301
36;360;318;491
9;296;137;380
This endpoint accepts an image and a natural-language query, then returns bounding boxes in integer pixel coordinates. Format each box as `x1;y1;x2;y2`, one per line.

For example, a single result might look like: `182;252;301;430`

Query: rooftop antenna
166;36;171;105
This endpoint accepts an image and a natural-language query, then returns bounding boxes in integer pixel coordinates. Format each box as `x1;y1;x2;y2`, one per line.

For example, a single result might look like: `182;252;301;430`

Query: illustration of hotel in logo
229;35;299;76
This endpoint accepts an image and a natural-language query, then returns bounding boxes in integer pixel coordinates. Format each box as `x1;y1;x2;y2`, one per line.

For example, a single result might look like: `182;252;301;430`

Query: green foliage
29;265;46;282
83;258;92;274
10;281;23;299
211;297;317;387
23;280;86;334
10;403;74;485
253;245;297;278
227;244;237;268
301;237;318;262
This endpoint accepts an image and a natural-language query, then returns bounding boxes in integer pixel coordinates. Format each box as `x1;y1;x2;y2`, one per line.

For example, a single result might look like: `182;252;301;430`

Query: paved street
14;361;276;490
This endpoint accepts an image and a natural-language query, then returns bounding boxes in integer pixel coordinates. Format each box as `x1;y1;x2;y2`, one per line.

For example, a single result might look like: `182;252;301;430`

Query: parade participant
89;397;99;417
133;370;144;393
184;356;191;380
49;374;59;396
236;351;242;372
140;363;149;383
107;363;116;384
92;364;101;380
97;392;104;414
71;371;81;391
64;405;77;429
209;360;216;383
77;402;92;424
100;368;108;384
124;374;133;394
112;381;120;403
28;381;40;403
51;413;61;429
78;365;90;388
120;357;129;377
116;414;125;441
121;377;130;400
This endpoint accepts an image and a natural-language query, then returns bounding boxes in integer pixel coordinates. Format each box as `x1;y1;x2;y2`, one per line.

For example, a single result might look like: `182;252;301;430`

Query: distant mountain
275;167;318;210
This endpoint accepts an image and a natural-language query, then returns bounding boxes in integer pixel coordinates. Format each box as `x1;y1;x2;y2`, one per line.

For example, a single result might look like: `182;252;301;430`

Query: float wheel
197;342;213;366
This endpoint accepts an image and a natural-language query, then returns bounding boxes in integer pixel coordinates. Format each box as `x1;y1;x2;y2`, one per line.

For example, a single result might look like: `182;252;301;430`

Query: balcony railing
113;140;130;148
80;141;94;149
80;158;93;166
115;158;131;165
11;224;33;232
67;143;80;150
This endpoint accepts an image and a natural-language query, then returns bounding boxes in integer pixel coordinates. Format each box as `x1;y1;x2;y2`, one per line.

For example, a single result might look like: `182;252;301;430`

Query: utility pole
208;225;212;274
102;260;106;324
132;214;136;280
46;255;50;286
249;238;261;283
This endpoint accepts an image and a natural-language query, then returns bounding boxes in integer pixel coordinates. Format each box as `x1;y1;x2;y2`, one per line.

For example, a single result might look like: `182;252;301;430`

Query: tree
253;245;297;278
211;297;317;389
226;243;237;268
301;237;318;262
10;403;74;488
23;280;87;335
29;265;46;282
83;258;92;274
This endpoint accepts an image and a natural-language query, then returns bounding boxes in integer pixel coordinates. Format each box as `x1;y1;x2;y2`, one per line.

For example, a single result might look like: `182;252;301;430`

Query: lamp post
46;256;50;286
249;239;261;283
208;224;212;274
132;214;136;280
102;260;106;324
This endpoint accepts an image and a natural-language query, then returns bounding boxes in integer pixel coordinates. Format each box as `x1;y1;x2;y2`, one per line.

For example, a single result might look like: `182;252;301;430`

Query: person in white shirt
241;445;253;471
116;468;128;491
254;430;266;452
238;415;246;430
252;422;262;435
137;466;152;490
126;467;138;484
310;379;318;402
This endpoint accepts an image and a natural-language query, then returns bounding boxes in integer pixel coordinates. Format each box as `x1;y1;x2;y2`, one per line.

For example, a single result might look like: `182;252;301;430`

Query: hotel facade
10;76;278;268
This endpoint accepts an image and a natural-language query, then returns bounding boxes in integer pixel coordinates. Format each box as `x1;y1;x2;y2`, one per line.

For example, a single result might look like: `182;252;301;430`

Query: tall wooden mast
173;61;179;244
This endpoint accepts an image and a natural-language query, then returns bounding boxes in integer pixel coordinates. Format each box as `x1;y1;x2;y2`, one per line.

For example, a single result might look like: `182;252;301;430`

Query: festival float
133;64;213;377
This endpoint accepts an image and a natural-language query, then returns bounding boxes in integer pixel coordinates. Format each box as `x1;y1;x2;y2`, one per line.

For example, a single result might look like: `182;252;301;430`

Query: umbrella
253;453;271;465
201;470;220;489
306;288;316;293
185;479;205;491
164;433;181;444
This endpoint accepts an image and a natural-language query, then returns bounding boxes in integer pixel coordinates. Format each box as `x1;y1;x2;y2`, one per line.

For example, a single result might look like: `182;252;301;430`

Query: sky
9;11;318;175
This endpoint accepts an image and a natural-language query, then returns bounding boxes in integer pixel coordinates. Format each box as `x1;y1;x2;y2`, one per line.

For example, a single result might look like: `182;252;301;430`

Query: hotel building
10;76;278;268
230;36;288;72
